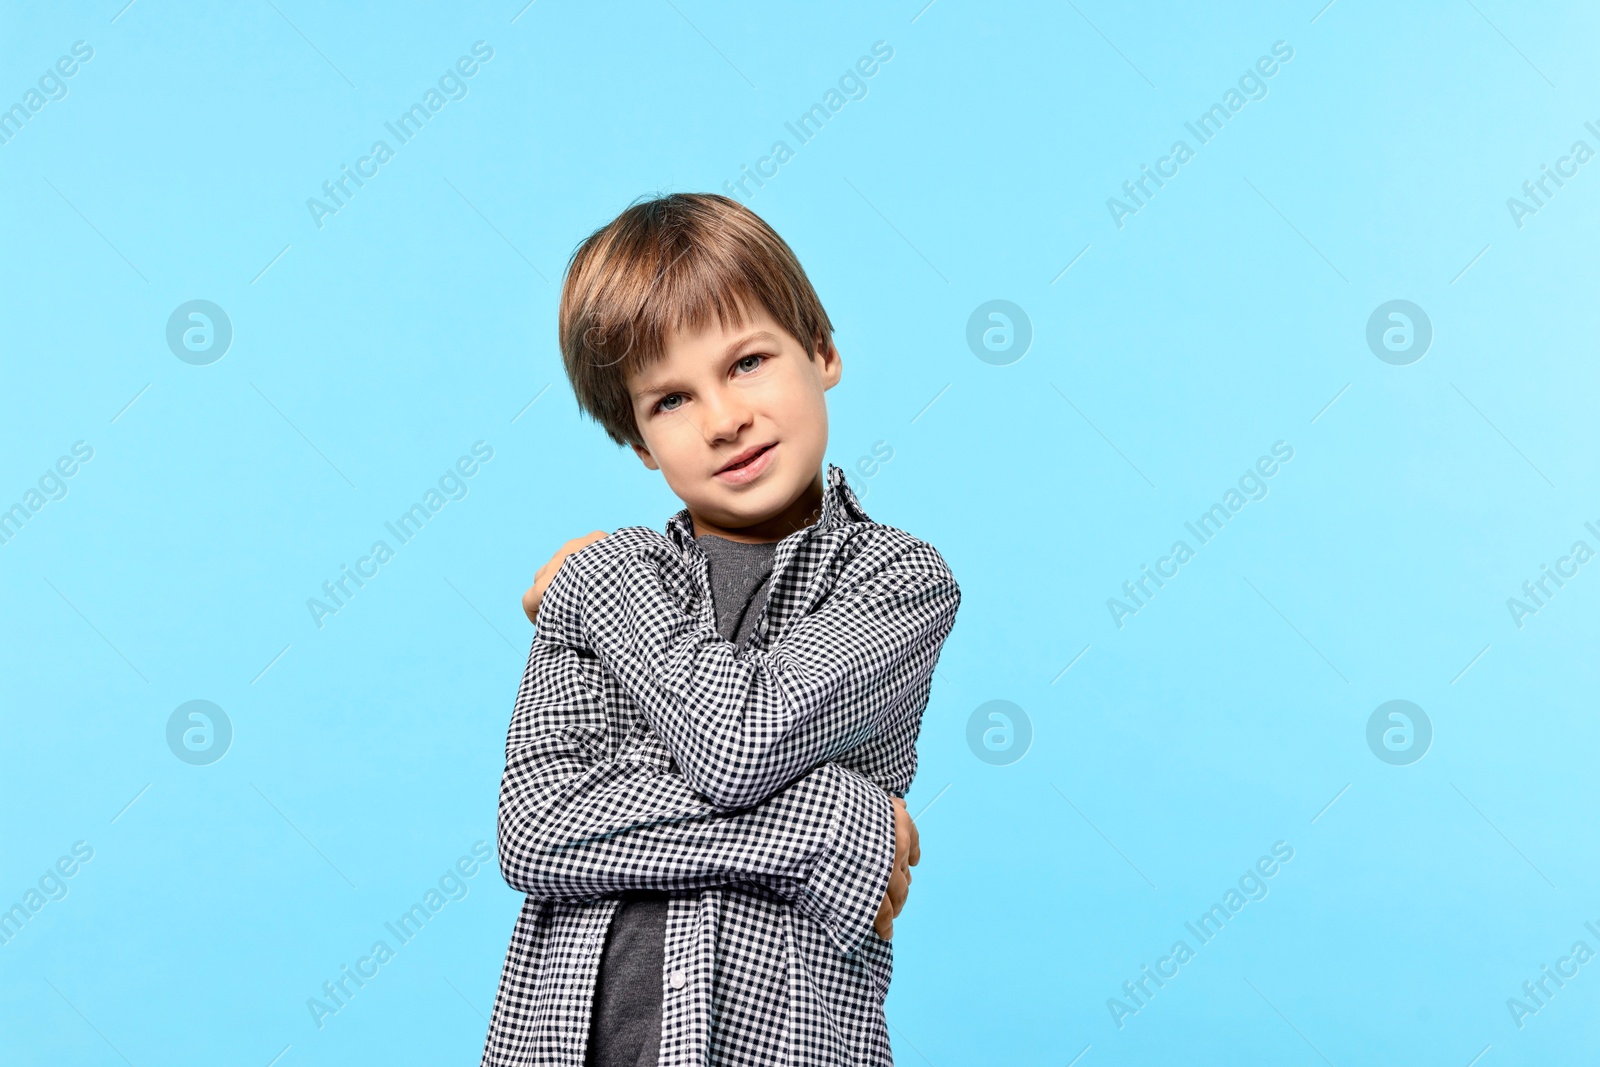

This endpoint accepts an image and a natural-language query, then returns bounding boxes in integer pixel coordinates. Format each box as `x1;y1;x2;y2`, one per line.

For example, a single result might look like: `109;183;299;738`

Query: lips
716;443;774;474
714;443;777;485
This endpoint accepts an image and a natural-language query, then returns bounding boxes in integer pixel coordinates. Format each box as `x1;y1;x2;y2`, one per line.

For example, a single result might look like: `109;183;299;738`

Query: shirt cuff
801;763;896;957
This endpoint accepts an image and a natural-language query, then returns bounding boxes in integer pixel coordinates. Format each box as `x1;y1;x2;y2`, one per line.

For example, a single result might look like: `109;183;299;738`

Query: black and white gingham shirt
480;463;962;1066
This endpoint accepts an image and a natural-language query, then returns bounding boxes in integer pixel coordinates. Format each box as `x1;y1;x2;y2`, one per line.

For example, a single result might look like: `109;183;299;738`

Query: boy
480;193;961;1067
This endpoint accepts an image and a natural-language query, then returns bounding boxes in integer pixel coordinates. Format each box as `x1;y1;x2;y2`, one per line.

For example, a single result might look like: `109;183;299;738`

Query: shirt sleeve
563;530;961;812
496;624;896;957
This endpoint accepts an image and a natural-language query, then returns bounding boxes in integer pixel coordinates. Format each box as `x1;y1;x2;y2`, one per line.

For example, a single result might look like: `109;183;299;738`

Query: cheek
642;418;701;467
773;384;829;460
770;361;825;415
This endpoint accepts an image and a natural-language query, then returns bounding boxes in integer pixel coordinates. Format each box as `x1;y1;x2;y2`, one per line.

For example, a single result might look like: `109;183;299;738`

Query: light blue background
2;0;1597;1063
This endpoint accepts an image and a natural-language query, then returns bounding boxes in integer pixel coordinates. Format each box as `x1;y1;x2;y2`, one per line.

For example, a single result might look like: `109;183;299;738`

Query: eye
734;353;767;374
654;393;684;414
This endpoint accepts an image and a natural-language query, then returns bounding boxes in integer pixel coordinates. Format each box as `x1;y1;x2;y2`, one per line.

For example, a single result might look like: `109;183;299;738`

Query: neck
689;469;825;543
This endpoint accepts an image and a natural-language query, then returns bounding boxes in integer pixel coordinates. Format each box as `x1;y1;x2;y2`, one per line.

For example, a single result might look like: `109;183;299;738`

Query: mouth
714;442;777;483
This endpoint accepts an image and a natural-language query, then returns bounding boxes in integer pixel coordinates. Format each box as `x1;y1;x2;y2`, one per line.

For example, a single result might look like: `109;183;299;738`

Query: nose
701;388;752;446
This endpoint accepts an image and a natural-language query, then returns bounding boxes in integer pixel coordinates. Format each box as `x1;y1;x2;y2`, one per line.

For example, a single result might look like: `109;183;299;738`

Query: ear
630;440;660;470
816;337;843;391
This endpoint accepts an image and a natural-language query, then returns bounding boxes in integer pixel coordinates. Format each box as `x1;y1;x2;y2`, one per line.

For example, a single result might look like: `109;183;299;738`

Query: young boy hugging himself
479;193;962;1067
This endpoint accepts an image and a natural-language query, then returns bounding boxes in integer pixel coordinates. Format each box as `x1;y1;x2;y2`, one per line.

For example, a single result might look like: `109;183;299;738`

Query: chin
707;478;780;510
702;469;790;518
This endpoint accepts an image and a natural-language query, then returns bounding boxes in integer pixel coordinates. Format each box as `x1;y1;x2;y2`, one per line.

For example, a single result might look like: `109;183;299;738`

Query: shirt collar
665;462;868;551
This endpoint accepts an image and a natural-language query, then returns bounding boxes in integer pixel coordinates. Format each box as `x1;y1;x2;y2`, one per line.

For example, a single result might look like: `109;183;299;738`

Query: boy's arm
497;629;895;956
549;529;960;812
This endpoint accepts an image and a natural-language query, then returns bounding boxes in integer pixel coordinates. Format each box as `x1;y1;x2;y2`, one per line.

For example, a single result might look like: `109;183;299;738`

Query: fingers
876;818;916;941
886;865;909;917
874;887;894;940
877;819;912;942
887;796;918;926
891;799;911;867
524;532;608;623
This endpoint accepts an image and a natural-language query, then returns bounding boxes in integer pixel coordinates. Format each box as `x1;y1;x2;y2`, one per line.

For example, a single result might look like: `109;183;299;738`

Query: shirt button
669;970;687;990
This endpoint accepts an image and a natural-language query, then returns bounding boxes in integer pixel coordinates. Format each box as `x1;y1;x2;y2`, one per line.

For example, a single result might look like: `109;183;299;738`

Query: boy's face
626;301;841;544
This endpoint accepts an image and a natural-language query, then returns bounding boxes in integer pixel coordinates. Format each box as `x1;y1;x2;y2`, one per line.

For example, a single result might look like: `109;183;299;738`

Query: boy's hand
873;796;920;941
522;531;609;624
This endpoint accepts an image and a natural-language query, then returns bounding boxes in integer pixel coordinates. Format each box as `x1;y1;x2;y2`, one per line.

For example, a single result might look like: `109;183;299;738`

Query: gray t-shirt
584;533;778;1067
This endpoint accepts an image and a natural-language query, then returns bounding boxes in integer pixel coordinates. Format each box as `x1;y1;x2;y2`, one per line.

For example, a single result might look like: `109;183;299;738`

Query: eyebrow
632;330;783;404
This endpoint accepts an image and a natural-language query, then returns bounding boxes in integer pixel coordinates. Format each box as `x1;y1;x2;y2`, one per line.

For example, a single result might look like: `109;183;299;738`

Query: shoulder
563;525;671;573
818;520;958;588
592;525;666;552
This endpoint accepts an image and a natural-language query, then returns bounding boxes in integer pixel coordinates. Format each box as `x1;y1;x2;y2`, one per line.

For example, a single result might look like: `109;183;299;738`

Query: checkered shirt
479;463;961;1066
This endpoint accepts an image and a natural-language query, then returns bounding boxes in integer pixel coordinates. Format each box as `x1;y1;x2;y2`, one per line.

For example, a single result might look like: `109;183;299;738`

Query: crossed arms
495;528;960;955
